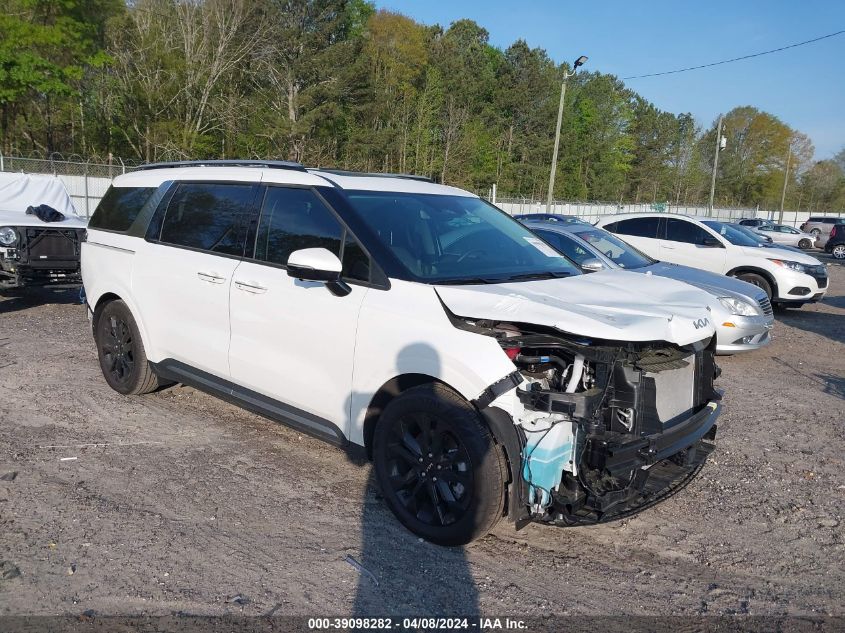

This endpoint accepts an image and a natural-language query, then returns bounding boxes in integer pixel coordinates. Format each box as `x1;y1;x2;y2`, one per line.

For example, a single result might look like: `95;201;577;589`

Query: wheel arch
362;374;525;524
92;292;123;332
362;373;444;459
90;291;155;361
726;266;778;298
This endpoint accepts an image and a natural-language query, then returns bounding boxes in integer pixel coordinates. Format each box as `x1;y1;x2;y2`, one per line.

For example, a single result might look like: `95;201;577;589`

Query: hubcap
834;245;845;259
101;315;135;384
384;413;473;527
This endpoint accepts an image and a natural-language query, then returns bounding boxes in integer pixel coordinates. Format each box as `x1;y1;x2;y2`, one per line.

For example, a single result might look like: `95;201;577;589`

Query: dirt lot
1;258;843;620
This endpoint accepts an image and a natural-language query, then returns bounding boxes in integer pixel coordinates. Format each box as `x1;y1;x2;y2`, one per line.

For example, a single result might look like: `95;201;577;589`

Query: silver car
526;221;774;355
753;224;817;250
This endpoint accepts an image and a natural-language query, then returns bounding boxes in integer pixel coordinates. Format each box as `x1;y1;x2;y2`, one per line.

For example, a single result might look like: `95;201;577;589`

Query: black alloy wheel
373;383;506;546
384;411;473;528
95;300;161;395
101;313;135;387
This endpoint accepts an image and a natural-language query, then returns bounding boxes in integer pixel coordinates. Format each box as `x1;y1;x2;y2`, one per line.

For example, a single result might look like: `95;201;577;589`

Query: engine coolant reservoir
519;413;579;510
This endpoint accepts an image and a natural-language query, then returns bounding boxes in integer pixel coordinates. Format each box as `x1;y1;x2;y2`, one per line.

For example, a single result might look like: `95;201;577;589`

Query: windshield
572;228;654;269
702;221;760;247
345;191;580;283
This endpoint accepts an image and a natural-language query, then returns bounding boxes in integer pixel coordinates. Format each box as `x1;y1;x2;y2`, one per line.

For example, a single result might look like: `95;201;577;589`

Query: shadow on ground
0;287;81;315
351;343;481;616
776;306;845;346
815;373;845;400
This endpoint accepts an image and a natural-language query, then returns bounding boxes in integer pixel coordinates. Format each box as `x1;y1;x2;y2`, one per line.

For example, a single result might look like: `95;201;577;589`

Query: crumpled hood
436;269;716;346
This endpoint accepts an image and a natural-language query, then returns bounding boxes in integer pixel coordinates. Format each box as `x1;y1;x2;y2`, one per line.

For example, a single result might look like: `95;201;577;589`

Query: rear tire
735;273;772;300
372;383;506;546
798;238;812;250
810;228;821;238
95;300;160;395
832;244;845;260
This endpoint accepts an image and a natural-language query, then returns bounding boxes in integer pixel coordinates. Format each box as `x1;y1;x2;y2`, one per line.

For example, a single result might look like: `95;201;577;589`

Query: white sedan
753;224;817;250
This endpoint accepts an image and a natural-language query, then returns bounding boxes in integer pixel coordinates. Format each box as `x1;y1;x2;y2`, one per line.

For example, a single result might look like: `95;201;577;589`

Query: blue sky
374;0;845;159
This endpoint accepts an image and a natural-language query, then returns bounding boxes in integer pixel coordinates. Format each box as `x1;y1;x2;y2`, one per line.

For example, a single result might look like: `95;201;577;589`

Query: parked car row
594;213;828;308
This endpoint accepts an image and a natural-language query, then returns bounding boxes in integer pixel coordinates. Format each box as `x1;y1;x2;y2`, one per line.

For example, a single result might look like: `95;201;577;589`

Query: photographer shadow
348;343;481;617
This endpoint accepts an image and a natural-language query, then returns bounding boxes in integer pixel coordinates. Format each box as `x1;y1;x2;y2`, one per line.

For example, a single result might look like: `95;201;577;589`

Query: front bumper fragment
603;400;721;476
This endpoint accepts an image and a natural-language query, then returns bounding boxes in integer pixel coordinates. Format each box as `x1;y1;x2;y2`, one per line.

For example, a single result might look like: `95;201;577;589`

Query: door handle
197;271;226;284
234;280;267;294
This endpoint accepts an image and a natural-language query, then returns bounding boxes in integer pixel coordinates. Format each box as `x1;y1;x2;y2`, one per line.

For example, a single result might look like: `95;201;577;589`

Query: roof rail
134;159;306;172
310;168;436;183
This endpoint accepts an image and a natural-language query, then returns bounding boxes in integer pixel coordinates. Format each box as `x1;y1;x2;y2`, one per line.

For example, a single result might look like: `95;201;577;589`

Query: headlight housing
768;258;809;274
0;226;18;246
718;296;759;316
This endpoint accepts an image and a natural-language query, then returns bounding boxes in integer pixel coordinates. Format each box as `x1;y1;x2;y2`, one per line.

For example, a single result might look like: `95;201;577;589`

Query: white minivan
596;213;829;308
82;162;722;545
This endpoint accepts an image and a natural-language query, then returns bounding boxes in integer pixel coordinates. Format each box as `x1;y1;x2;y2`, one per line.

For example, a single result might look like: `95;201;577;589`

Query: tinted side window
89;186;156;232
665;218;711;245
255;187;343;266
159;183;253;255
614;217;660;238
536;230;591;265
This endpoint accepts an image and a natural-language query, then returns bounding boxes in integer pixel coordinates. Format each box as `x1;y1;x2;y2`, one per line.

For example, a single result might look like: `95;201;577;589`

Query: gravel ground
0;257;843;620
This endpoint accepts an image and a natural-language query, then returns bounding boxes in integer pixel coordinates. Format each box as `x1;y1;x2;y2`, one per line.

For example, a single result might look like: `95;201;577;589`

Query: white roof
308;170;476;197
111;164;476;197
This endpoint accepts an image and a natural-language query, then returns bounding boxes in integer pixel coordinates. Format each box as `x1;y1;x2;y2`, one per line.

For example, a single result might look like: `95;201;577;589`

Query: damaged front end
466;319;721;528
0;226;84;290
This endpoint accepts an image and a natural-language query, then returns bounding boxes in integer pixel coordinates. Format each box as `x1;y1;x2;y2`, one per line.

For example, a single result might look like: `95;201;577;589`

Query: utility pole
778;145;791;224
708;115;723;216
547;55;588;213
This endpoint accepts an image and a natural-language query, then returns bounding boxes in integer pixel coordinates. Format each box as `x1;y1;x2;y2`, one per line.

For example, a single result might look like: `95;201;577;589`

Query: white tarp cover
0;172;80;218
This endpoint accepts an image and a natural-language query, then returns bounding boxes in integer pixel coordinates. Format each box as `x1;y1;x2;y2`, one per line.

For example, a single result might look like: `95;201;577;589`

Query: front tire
735;272;772;300
95;300;160;395
372;383;506;546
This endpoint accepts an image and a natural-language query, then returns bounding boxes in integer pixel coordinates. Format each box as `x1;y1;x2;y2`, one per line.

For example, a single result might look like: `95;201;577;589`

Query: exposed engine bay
458;317;721;527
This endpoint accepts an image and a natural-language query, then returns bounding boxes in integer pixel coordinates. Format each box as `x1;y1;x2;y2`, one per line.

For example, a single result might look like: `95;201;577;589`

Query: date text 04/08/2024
307;617;528;630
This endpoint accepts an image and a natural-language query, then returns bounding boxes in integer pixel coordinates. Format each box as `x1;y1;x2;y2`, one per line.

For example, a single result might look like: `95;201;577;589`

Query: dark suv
824;224;845;260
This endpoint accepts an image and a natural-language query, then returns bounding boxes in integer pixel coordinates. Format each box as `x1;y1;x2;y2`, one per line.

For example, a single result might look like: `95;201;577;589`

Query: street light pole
778;145;791;224
546;55;587;213
708;114;723;216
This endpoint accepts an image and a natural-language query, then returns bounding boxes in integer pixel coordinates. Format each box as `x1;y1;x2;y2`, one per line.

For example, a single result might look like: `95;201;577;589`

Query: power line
623;29;845;80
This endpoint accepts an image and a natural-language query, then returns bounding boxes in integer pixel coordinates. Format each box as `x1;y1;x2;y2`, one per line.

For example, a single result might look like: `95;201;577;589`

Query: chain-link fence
0;153;132;218
487;196;844;228
2;153;843;227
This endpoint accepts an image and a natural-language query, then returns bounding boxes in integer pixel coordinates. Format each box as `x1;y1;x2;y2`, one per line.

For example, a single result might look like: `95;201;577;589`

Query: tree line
2;0;844;211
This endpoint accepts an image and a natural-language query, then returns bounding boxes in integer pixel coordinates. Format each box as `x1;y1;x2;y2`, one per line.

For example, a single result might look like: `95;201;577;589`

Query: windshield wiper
502;271;572;282
435;277;498;285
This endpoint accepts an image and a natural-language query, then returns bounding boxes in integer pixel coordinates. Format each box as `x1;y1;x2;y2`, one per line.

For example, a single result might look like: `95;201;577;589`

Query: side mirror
701;236;723;248
287;248;350;296
581;257;606;272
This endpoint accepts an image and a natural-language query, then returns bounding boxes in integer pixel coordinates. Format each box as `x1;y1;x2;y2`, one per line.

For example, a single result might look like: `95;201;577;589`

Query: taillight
831;226;838;238
503;346;521;361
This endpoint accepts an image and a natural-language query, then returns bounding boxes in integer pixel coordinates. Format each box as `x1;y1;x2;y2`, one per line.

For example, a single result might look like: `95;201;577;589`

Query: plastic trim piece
472;371;523;410
150;359;347;446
